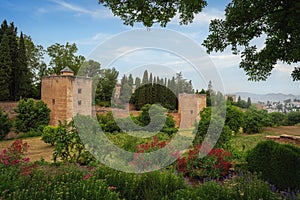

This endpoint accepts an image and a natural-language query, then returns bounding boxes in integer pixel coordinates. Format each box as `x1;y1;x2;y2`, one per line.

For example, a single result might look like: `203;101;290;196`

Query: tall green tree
203;0;300;81
142;70;149;85
23;34;48;98
17;32;32;98
47;42;85;75
77;59;101;77
135;77;141;88
0;34;11;101
6;22;19;100
0;20;8;43
96;68;119;102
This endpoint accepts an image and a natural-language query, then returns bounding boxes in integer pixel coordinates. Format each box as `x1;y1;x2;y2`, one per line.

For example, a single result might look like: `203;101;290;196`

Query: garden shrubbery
15;98;50;133
175;144;232;180
165;172;278;200
42;120;95;165
97;104;178;135
246;140;300;189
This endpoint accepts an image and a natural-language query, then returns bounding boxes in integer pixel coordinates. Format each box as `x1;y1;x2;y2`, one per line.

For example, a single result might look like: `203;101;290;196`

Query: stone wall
0;102;18;119
178;94;206;128
266;134;300;146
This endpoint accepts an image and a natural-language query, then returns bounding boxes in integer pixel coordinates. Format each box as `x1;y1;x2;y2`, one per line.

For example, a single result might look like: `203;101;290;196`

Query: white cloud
49;0;114;19
209;53;241;69
274;63;295;75
71;32;112;45
170;8;224;26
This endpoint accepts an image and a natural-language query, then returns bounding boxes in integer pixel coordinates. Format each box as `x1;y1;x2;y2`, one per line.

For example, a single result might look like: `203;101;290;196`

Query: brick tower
41;67;92;126
178;93;206;128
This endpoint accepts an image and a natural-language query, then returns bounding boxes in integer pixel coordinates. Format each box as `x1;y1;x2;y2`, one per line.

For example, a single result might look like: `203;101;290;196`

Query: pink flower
83;173;93;180
23;157;30;162
108;186;117;191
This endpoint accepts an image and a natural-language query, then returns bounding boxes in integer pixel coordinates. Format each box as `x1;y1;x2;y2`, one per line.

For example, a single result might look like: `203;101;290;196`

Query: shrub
225;105;244;134
193;107;232;148
0;163;120;200
130;136;176;171
165;172;279;200
0;108;11;140
51;120;95;165
175;145;232;179
14;98;50;133
94;166;186;200
97;111;121;133
246;140;300;189
268;112;286;127
242;107;272;134
285;111;300;126
41;126;59;146
99;104;178;135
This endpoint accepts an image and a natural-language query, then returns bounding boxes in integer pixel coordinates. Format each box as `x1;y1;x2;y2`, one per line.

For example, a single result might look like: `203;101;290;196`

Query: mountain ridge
235;92;300;103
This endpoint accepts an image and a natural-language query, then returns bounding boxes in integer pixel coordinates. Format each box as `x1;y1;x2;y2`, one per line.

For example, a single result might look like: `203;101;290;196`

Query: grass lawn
0;137;53;163
230;131;280;153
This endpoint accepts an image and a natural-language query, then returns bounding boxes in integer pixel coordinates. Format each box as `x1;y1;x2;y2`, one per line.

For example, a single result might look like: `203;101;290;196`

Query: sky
0;0;299;95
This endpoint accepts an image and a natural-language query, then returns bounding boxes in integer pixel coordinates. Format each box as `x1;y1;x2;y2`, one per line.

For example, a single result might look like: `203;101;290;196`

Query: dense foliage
0;20;33;100
98;104;178;135
165;172;279;200
98;0;207;27
176;145;232;179
193;107;232;148
246;140;300;190
242;106;272;134
285;111;300;126
120;71;193;110
203;0;300;81
0;140;281;200
43;120;95;165
0;108;11;140
41;126;59;146
14;99;50;133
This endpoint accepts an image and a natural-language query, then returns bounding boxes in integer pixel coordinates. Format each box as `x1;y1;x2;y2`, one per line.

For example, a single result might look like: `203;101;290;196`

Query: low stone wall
0;102;18;119
266;134;300;146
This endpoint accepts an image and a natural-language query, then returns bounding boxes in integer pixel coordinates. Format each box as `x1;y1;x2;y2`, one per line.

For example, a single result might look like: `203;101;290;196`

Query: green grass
230;131;279;152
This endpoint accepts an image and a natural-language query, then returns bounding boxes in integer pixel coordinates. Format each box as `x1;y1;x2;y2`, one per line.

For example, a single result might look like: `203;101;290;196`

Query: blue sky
1;0;299;95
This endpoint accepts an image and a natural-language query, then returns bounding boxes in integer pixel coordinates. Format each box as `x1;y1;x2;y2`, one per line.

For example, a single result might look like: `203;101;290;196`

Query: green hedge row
246;140;300;189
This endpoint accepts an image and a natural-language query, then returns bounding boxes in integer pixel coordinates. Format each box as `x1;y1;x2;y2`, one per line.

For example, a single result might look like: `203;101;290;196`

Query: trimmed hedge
246;140;300;189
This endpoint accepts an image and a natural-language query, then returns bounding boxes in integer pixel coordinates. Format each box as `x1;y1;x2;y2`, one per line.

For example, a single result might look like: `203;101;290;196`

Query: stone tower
41;67;92;126
178;93;206;129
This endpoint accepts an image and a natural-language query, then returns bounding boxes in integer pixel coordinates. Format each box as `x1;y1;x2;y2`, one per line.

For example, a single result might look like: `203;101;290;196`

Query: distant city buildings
259;99;300;113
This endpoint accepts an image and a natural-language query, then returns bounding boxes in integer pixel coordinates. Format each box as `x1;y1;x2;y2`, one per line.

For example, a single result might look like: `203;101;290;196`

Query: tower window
78;100;82;106
78;88;82;94
190;110;193;114
52;99;55;105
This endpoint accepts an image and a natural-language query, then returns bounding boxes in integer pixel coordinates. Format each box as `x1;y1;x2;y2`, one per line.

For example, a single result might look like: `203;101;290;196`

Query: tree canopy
203;0;300;81
98;0;207;27
98;0;300;81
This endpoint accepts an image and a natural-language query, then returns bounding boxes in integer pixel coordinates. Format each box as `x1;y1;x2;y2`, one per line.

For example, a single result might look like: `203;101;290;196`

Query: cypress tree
142;70;148;85
6;22;19;100
128;74;134;86
17;32;31;98
135;77;141;88
0;34;12;101
0;20;8;43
